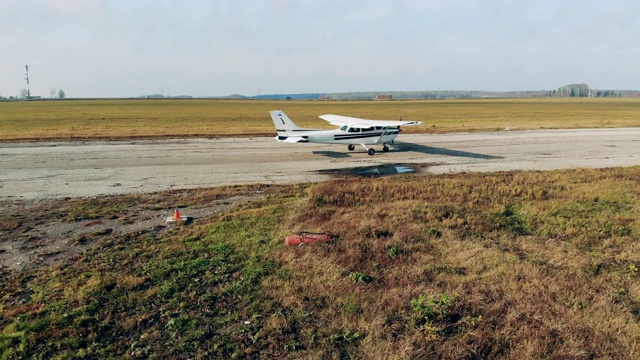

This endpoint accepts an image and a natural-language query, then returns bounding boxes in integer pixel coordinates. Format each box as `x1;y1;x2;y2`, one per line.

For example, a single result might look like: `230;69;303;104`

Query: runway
1;128;638;200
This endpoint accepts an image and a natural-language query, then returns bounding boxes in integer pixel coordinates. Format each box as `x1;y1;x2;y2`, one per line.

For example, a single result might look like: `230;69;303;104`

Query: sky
1;0;639;98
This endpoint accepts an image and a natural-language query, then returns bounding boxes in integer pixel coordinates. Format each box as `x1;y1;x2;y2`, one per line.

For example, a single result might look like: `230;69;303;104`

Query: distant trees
556;83;590;97
593;89;625;97
554;84;637;98
7;88;68;100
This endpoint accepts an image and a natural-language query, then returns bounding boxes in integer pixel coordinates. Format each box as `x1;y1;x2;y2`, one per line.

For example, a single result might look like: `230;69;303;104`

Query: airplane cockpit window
348;127;361;133
340;125;348;131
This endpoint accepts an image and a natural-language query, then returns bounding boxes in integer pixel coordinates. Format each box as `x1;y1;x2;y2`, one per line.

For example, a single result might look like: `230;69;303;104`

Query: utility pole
25;64;31;98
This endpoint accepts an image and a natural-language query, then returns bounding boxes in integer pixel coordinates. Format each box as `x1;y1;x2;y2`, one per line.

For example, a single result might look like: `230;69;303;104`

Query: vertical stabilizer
270;110;300;135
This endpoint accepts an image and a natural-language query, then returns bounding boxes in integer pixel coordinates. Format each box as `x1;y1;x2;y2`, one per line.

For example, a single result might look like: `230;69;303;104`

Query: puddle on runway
318;163;426;178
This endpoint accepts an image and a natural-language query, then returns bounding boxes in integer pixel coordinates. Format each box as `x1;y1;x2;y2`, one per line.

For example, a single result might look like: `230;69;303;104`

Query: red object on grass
285;232;333;246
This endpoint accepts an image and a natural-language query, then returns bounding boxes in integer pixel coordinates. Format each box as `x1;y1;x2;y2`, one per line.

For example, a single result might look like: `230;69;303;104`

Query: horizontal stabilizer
276;136;308;143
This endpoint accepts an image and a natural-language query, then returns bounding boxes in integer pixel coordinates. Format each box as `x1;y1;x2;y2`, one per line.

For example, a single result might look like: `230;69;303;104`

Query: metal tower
25;64;30;98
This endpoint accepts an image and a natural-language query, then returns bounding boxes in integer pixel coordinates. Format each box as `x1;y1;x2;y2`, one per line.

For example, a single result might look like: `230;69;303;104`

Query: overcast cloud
1;0;638;98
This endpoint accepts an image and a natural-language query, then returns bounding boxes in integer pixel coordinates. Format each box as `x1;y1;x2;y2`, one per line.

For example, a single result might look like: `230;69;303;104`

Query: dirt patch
0;185;277;273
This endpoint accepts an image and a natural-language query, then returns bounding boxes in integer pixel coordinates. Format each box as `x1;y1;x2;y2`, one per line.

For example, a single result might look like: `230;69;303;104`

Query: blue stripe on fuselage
333;131;398;141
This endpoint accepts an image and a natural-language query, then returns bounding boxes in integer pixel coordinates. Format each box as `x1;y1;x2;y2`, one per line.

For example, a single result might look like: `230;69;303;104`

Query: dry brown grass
1;98;639;141
264;168;640;358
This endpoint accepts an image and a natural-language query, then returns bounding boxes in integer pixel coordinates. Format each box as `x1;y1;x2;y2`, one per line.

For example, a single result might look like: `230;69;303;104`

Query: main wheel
382;145;389;152
348;144;355;151
368;148;375;156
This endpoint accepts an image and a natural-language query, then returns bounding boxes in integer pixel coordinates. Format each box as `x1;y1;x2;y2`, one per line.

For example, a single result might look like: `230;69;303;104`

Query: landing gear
348;144;355;151
360;144;375;156
382;144;389;152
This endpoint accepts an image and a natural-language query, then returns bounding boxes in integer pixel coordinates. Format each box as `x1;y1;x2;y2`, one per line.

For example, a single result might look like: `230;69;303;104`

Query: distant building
375;94;392;100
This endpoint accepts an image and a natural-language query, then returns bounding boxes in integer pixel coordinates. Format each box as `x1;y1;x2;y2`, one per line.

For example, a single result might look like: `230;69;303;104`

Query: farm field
1;98;640;141
2;167;640;358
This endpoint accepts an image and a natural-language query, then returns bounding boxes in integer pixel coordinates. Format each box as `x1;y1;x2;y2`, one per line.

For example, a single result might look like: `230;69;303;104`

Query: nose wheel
383;144;389;152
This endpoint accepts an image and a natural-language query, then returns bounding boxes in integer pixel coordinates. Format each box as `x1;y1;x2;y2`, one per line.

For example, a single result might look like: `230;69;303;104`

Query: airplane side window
348;127;360;133
362;127;373;132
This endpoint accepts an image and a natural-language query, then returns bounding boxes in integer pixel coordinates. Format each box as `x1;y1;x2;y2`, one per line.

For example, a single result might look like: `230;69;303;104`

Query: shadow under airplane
312;143;502;160
394;142;503;160
312;150;352;159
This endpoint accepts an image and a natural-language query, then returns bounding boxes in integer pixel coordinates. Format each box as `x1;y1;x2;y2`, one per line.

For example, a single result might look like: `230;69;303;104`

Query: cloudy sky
1;0;639;98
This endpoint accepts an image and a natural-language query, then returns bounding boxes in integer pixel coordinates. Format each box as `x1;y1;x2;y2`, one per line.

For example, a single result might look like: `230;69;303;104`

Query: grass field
1;98;640;141
2;167;640;358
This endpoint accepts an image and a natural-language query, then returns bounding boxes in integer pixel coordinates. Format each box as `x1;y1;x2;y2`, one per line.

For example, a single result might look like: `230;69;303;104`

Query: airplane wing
318;114;422;128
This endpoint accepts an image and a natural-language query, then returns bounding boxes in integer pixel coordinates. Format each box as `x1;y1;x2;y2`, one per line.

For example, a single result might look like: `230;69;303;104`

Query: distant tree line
0;89;66;100
3;85;638;101
552;83;640;98
248;85;639;101
592;89;632;97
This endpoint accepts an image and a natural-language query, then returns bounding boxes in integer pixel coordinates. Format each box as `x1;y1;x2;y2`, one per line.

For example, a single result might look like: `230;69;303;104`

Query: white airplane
269;110;422;155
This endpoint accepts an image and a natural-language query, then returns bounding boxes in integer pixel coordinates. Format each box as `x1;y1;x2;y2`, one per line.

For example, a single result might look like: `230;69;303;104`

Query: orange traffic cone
166;208;189;223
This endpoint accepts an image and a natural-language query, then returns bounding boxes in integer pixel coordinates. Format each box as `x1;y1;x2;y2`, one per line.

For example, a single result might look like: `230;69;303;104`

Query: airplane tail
270;110;300;135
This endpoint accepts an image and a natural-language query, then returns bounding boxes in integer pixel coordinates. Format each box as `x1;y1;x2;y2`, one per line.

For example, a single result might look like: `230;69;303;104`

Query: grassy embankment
1;98;639;141
2;167;640;358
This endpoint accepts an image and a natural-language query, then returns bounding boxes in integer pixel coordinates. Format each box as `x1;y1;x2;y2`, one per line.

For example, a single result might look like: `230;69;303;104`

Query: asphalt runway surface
1;128;638;200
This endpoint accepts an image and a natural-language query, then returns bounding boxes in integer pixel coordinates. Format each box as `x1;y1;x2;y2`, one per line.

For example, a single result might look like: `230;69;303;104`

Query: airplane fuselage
278;126;400;145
